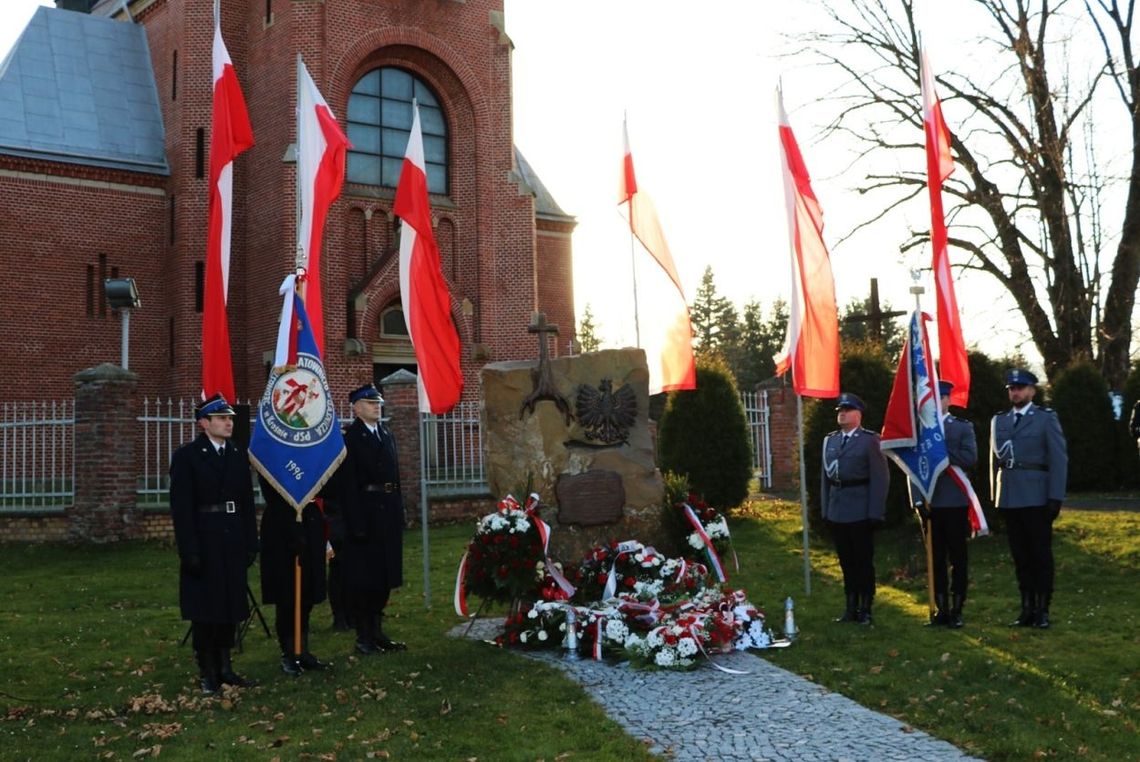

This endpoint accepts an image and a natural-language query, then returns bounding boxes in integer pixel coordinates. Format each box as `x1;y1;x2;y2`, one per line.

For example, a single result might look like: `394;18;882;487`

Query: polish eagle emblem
575;379;637;445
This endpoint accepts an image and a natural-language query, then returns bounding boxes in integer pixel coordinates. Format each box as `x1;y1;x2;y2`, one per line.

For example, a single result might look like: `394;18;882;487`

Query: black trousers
351;587;391;640
1002;506;1055;598
274;600;314;656
828;519;876;598
931;505;970;598
191;621;236;653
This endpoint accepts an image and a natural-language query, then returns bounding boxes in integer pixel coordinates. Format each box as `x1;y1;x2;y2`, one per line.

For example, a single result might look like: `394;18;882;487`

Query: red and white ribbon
682;504;727;582
948;465;989;537
453;550;470;617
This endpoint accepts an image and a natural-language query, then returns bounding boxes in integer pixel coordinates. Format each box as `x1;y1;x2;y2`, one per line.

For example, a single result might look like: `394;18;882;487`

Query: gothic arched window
346;67;448;194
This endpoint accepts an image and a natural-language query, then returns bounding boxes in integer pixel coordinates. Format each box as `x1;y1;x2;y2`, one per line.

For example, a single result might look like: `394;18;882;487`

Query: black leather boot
856;593;873;625
925;593;949;626
354;611;379;654
196;650;221;694
299;631;330;670
374;613;407;651
834;593;858;623
1034;593;1051;629
219;649;257;688
1009;592;1035;627
947;594;965;629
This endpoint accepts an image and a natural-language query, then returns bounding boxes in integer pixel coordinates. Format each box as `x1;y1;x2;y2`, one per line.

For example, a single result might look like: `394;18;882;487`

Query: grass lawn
1;498;1137;761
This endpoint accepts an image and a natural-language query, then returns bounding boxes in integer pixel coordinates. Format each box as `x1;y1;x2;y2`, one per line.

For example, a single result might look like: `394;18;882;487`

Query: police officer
990;368;1067;629
342;384;407;654
926;380;978;628
821;392;890;625
258;474;338;676
169;394;258;693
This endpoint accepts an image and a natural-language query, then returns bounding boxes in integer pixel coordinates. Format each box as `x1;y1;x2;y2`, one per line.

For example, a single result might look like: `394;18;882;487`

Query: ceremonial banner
773;89;839;398
395;101;463;413
296;57;350;358
618;116;697;394
922;48;970;407
201;8;253;400
881;310;948;502
249;275;345;510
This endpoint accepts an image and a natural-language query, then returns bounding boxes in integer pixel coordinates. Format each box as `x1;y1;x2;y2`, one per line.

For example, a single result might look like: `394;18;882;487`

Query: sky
0;0;1111;370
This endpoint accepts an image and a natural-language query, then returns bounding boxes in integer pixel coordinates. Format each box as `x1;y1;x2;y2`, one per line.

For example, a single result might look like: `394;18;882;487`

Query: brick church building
0;0;576;404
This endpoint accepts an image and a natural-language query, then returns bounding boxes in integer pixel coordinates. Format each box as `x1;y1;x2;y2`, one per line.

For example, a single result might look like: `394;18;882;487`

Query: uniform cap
196;393;235;420
349;383;384;404
1005;368;1038;387
834;392;866;412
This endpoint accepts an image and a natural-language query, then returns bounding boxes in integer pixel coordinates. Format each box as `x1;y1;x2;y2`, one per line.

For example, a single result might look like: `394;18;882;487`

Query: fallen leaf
439;699;452;716
869;665;883;674
940;652;951;662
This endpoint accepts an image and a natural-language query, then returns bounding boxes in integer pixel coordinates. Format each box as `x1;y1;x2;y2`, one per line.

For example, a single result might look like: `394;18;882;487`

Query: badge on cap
349;383;384;404
196;393;236;420
834;392;866;412
1004;368;1038;387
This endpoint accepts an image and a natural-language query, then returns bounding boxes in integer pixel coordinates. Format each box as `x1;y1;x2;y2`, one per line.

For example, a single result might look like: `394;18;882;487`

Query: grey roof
0;6;167;175
514;146;574;223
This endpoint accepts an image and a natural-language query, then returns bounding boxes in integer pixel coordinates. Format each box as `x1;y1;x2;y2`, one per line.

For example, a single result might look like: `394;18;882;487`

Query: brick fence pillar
379;369;422;524
766;386;801;491
71;363;139;542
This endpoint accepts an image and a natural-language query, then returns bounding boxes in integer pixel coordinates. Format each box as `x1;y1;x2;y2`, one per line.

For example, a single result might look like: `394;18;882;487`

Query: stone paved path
450;620;982;761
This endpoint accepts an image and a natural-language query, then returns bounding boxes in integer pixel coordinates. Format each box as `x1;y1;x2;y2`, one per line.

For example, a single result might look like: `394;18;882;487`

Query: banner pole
420;411;431;609
797;394;811;595
293;541;302;658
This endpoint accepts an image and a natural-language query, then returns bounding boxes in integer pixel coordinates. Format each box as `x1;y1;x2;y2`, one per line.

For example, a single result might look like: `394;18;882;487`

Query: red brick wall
766;386;801;491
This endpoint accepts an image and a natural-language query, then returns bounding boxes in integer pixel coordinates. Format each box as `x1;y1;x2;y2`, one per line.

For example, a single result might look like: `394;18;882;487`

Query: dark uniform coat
930;414;978;508
820;427;890;523
257;477;329;608
170;433;258;623
990;403;1067;509
342;417;405;591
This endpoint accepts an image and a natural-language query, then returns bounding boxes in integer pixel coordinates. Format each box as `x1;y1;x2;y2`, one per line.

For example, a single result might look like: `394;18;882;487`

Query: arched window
379;304;410;339
346;67;448;193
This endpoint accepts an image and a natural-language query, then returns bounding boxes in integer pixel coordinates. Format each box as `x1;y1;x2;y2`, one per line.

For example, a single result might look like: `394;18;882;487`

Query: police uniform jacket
342;417;405;591
169;433;258;623
930;414;978;508
820;427;890;523
257;472;340;607
989;403;1067;509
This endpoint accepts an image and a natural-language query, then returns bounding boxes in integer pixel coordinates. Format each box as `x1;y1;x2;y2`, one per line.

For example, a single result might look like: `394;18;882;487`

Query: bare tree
800;0;1138;386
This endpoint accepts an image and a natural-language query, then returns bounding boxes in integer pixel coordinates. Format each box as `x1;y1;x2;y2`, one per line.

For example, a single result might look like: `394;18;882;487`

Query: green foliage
658;356;752;511
661;470;691;506
576;303;602;353
838;293;906;358
1118;362;1140;487
1052;361;1118;490
690;266;736;357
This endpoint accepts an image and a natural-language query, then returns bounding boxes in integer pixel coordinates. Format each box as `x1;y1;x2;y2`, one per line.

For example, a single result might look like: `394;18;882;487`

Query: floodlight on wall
104;277;141;370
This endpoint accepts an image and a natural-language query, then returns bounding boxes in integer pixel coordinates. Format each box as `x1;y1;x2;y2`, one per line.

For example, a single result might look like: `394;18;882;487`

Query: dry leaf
869;665;883;674
439;699;452;716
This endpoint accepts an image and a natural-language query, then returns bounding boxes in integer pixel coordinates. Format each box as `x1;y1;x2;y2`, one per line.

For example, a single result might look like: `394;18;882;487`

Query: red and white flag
395;102;463;413
297;57;350;359
201;10;253;400
922;48;970;407
618;117;697;395
773;89;839;398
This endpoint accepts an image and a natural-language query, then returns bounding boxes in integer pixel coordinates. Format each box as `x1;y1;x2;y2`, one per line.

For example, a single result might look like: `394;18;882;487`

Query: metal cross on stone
843;278;905;345
519;312;573;424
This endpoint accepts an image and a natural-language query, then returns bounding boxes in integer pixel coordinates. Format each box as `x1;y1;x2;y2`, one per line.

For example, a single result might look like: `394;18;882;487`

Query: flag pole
797;394;812;595
910;279;936;618
623;111;641;347
420;409;432;609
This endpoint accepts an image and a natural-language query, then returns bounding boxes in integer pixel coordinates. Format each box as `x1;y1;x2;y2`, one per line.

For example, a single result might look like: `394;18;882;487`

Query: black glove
246;550;258;567
181;554;203;578
1047;499;1062;520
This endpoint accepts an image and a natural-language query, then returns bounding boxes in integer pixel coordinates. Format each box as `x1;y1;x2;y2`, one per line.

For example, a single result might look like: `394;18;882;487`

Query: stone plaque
555;470;625;526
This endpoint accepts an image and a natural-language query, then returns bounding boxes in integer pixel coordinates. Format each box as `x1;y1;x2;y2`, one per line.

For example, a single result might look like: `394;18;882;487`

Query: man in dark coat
258;472;341;675
169;394;259;693
821;392;890;625
342;383;407;654
926;380;978;628
990;368;1068;629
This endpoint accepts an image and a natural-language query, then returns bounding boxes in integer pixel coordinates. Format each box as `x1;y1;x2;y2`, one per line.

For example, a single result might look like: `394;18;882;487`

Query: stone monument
481;314;671;563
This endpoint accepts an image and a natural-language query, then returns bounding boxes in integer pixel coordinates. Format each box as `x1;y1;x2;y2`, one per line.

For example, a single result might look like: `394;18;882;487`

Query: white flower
688;533;704;550
647;630;664;648
527;608;539;619
559;623;567;632
654;648;676;667
624;633;643;650
515;517;531;533
537;630;548;641
677;637;698;657
605;619;629;643
520;632;529;643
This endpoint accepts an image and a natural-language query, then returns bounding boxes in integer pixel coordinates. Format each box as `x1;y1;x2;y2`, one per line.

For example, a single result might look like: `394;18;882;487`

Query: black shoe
299;651;330;670
834;594;858;623
1034;594;1051;629
220;670;258;688
925;594;949;627
199;674;221;694
374;632;407;652
947;595;965;629
855;594;873;626
355;639;380;655
280;656;303;676
1009;593;1035;627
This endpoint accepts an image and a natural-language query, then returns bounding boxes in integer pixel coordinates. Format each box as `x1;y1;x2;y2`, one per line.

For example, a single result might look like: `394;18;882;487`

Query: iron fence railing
0;400;74;510
741;390;772;489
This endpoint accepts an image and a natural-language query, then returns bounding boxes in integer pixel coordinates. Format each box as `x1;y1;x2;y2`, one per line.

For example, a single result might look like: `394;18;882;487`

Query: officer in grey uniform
821;392;890;625
990;368;1067;629
927;380;977;628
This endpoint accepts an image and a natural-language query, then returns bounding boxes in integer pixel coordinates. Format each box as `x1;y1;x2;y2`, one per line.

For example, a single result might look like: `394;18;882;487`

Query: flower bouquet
673;493;737;580
461;495;546;606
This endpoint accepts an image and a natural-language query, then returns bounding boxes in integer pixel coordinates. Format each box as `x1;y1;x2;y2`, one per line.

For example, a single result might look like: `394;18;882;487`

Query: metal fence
0;401;74;510
741;390;773;489
421;401;487;496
